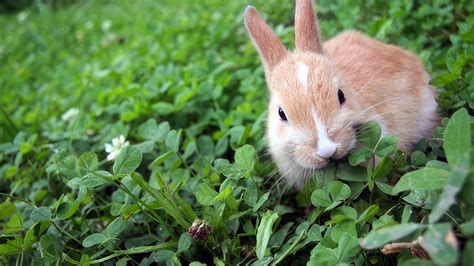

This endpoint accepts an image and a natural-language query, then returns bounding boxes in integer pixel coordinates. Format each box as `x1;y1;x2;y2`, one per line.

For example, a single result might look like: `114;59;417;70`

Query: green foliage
0;0;473;265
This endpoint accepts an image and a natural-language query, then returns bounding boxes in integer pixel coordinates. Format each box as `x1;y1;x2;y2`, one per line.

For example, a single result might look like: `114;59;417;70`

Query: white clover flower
101;20;112;31
105;135;129;161
17;11;28;23
61;108;80;122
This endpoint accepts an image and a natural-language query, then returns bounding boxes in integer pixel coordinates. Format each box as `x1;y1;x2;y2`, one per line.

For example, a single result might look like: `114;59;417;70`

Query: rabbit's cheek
330;127;357;159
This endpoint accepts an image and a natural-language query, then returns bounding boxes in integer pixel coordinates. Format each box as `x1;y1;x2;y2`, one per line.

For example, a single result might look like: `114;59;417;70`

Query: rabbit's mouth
352;123;363;130
294;153;330;170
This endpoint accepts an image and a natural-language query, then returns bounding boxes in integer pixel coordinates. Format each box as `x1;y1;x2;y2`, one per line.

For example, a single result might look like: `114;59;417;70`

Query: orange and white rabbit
244;0;439;188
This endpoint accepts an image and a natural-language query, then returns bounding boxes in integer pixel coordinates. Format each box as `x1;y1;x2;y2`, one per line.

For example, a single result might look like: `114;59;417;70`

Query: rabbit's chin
272;153;328;189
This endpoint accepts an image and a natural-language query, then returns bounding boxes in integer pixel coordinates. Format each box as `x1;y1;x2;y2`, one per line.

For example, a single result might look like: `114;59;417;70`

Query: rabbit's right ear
245;6;287;71
295;0;323;53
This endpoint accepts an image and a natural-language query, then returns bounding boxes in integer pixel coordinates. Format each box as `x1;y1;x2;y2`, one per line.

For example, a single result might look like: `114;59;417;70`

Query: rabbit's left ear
245;6;287;71
295;0;323;54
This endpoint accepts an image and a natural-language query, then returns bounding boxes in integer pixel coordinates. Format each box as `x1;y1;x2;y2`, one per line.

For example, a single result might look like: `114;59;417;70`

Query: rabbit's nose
311;109;337;159
315;141;337;159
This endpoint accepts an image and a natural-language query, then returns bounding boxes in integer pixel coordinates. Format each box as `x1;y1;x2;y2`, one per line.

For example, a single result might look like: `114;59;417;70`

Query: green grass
0;0;473;265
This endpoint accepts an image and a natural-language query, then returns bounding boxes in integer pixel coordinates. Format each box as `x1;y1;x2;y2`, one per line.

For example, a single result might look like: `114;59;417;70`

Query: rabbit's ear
295;0;323;53
245;6;287;70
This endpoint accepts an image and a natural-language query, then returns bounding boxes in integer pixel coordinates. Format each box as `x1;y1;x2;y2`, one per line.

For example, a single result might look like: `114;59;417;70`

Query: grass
0;0;473;265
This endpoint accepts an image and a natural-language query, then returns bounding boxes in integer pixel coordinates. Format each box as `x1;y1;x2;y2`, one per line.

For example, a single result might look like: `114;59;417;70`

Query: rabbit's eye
338;89;345;105
278;107;288;121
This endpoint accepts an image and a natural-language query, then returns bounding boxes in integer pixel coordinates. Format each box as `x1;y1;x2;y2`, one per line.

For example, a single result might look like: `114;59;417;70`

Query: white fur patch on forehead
311;109;337;158
296;62;309;93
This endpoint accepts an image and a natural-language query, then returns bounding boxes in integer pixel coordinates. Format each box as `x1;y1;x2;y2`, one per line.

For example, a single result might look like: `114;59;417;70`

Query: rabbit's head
245;0;363;187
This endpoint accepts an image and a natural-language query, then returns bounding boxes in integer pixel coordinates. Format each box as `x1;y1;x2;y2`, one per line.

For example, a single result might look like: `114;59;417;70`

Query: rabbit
244;0;440;188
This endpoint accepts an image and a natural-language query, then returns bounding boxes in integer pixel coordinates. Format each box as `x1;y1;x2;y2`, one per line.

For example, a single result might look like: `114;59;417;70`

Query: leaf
372;214;397;230
375;181;395;195
360;223;424;250
411;151;427;166
336;233;360;262
462;29;474;42
150;150;174;167
0;237;22;256
419;224;459;265
337;163;366;182
331;220;357;243
0;201;16;219
429;152;470;223
135;141;154;153
463;240;474;266
460;152;474;204
195;183;219;206
56;188;86;220
401;205;413;224
67;170;112;188
460;219;474;236
131;173;190;228
444;108;471;168
138;119;169;141
348;147;373;166
213;257;225;266
425;160;450;171
430;71;458;86
306;224;322;243
177;233;192;253
329;181;351;201
30;207;51;223
331;206;357;221
214;187;232;203
311;189;332;208
367;166;374;191
4;213;23;234
229;126;251;149
113;146;143;175
165;129;181;153
152;250;175;262
295;221;310;235
446;48;466;77
82;233;108;248
156;122;171;142
23;225;37;249
77;151;99;176
234;144;255;176
152;102;175;115
138;119;158;139
104;217;126;238
183;140;197;159
398;259;437;266
356;204;380;224
268;222;293;249
373;156;393;179
189;262;206;266
375;136;398;157
253;192;270;212
309;246;337;265
243;186;257;207
358;121;381;149
40;234;62;257
392;168;450;194
255;211;279;260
